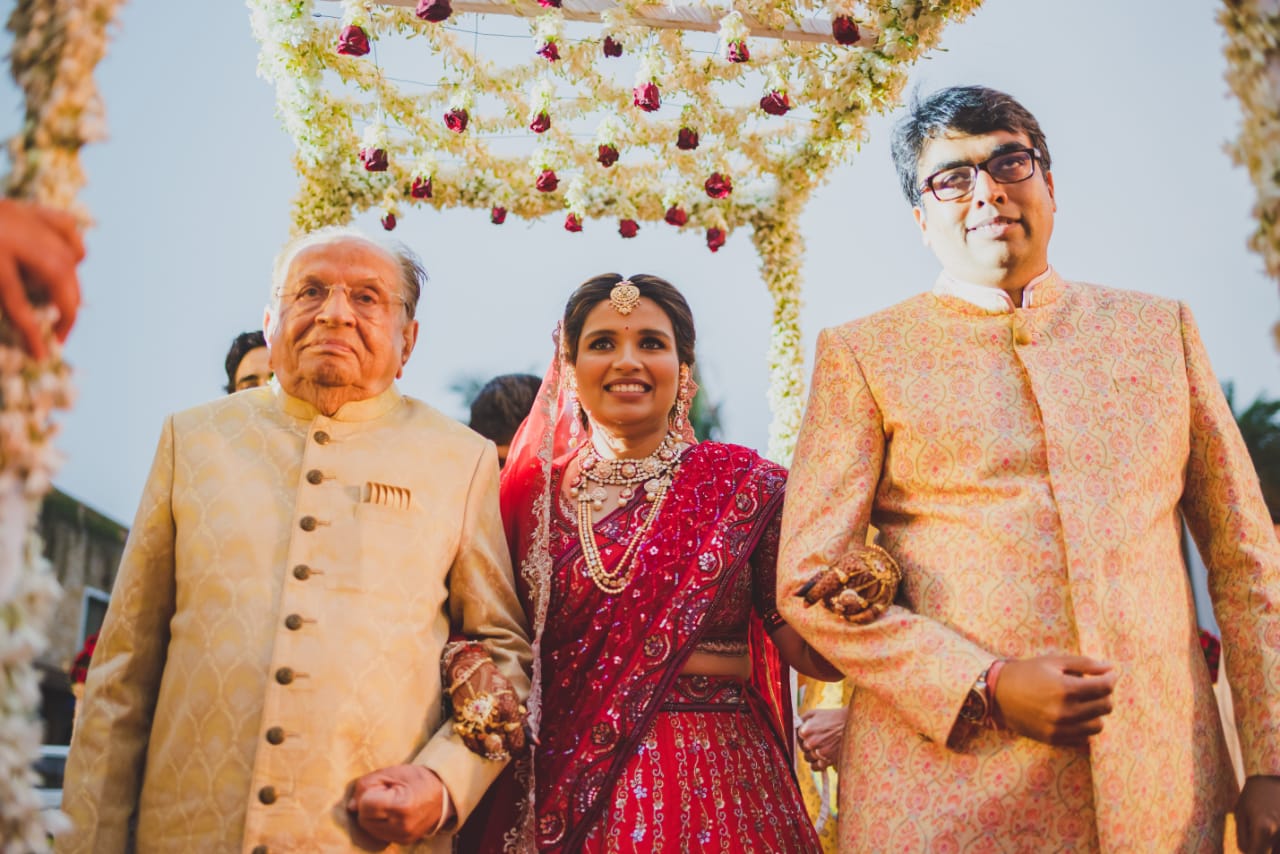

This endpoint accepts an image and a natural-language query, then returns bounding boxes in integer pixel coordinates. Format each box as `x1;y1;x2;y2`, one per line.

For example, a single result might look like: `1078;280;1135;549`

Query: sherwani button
306;469;324;485
275;667;294;685
266;726;285;745
300;516;317;531
258;785;277;805
293;564;310;580
284;614;303;631
314;430;330;445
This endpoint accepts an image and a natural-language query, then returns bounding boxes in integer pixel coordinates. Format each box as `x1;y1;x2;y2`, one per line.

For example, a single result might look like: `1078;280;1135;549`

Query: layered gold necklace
570;433;681;594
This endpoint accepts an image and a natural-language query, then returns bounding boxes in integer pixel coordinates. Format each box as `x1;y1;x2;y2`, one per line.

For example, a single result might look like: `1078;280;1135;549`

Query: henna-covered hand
797;543;901;625
444;643;528;760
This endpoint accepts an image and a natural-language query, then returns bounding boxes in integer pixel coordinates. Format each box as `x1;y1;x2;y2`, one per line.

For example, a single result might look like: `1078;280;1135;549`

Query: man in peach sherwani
58;227;531;852
778;86;1280;853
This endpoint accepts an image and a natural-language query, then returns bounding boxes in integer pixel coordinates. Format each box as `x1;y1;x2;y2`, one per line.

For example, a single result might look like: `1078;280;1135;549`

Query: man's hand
1236;775;1280;854
993;654;1116;746
347;764;446;845
797;708;846;771
0;199;84;360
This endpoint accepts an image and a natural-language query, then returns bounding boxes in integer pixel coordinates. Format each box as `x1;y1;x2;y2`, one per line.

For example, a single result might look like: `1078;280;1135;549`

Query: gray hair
269;225;426;320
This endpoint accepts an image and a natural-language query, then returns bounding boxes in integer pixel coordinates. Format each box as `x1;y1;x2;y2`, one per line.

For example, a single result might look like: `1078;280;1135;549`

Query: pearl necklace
571;434;681;594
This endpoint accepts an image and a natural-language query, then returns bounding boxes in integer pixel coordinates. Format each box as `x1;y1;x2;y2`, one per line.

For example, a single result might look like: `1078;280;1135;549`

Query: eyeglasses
919;147;1042;202
276;282;406;319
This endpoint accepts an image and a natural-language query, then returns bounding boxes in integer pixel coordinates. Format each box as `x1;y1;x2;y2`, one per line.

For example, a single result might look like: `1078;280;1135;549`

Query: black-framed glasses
919;147;1042;202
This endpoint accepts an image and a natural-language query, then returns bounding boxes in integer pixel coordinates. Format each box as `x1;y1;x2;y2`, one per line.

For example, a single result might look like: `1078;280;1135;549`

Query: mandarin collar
274;382;403;423
932;266;1061;313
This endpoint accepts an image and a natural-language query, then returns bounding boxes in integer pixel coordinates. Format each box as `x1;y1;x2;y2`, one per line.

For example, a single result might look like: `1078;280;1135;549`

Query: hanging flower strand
337;0;372;56
633;49;662;112
528;79;555;134
595;116;624;167
359;122;390;171
720;11;750;63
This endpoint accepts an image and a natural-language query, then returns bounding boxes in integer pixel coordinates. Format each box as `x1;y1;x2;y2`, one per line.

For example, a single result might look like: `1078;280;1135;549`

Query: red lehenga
475;438;821;853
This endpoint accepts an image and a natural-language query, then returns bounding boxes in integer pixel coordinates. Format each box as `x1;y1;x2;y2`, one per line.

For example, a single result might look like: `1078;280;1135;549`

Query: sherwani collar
932;266;1061;313
273;382;403;422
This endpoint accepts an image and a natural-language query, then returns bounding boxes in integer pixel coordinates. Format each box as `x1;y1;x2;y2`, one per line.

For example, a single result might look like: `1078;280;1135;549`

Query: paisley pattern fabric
57;385;531;854
480;442;818;852
779;275;1280;852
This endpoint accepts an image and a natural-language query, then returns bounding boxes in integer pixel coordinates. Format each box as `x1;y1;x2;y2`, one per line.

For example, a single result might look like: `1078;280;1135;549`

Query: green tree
1225;382;1280;522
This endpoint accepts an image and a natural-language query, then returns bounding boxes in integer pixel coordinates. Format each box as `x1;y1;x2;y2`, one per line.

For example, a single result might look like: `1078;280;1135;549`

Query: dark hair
224;330;267;394
891;85;1052;207
469;373;542;445
562;273;696;367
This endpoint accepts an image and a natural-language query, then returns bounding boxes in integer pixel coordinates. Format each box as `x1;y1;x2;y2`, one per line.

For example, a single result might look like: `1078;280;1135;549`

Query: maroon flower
760;90;791;116
410;176;432;199
530;111;551;134
537;0;562;6
664;206;688;227
676;127;699;151
603;36;623;57
704;172;733;198
832;15;860;45
619;219;639;238
415;0;452;22
633;82;661;112
381;213;397;231
727;40;750;63
490;206;507;224
538;41;560;62
444;108;469;133
536;169;559;192
359;147;388;172
706;227;726;252
564;213;583;232
597;144;619;167
337;25;371;56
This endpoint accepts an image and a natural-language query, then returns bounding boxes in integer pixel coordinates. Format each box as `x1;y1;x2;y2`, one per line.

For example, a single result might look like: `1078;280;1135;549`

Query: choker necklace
571;432;682;594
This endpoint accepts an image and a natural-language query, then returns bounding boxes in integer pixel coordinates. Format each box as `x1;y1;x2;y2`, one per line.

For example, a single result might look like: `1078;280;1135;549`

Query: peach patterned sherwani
778;273;1280;852
58;384;531;853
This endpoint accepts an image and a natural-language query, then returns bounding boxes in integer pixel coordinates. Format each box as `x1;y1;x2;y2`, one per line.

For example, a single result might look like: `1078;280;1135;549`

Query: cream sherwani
779;273;1280;852
59;384;531;853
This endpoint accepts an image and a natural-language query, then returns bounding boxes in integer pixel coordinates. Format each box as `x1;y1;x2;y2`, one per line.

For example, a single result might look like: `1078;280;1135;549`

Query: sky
2;0;1277;526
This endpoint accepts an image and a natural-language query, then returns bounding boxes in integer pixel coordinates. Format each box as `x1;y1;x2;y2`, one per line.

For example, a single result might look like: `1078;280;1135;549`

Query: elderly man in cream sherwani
58;227;531;853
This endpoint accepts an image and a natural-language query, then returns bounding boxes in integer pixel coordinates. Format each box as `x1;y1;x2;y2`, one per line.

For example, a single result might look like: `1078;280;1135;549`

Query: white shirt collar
933;266;1055;311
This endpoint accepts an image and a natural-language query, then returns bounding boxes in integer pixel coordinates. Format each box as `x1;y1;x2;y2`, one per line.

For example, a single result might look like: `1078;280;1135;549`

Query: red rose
664;206;688;226
490;206;507;224
415;0;452;22
410;176;432;199
832;15;860;45
704;172;733;198
444;108;469;133
706;227;726;252
603;36;623;57
633;82;661;112
381;213;397;231
538;41;560;62
359;147;388;172
530;111;551;134
564;213;583;232
760;91;791;116
537;0;562;6
619;219;639;238
536;169;559;192
337;25;371;56
597;144;619;167
676;127;699;150
727;40;750;63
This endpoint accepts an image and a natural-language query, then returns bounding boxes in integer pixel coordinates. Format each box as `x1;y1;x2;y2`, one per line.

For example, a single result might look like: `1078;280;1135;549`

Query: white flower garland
3;0;120;848
247;0;985;461
1221;2;1280;290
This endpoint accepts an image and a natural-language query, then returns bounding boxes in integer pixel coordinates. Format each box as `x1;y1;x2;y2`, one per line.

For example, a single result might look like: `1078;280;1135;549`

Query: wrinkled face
267;238;418;403
572;297;681;441
232;346;272;392
913;129;1056;290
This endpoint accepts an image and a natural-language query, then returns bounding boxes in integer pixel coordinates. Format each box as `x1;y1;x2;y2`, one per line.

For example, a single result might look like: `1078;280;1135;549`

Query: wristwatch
959;665;991;726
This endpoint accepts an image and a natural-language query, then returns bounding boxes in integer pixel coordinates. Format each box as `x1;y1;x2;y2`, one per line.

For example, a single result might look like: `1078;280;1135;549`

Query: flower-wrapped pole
751;204;807;466
3;0;121;848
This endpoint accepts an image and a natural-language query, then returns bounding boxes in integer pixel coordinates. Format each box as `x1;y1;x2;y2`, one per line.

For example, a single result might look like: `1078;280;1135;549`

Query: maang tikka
610;279;641;315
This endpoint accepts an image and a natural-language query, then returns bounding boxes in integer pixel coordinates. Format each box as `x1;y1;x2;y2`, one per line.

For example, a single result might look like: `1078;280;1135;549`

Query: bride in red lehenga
469;274;839;853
